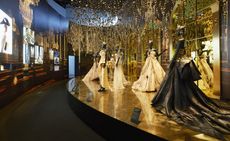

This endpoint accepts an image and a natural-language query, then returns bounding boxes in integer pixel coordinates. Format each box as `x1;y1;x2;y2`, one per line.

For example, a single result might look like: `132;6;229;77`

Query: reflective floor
67;78;230;141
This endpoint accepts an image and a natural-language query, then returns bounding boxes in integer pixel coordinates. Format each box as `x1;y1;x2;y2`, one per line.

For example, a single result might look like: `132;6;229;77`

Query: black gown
152;40;230;140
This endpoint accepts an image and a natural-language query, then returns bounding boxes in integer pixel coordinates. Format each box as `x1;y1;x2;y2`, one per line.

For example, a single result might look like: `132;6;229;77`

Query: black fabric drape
152;40;230;140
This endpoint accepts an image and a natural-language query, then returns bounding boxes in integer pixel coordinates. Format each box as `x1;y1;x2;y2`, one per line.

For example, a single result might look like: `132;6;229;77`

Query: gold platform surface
67;78;230;141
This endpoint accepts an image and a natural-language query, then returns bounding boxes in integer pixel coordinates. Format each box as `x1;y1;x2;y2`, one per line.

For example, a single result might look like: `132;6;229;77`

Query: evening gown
97;49;110;89
107;56;115;81
132;49;165;92
113;52;128;90
196;56;214;89
82;58;99;82
152;40;230;140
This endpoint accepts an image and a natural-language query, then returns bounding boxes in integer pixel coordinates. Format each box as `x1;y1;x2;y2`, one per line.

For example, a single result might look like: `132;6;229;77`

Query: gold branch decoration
19;0;40;28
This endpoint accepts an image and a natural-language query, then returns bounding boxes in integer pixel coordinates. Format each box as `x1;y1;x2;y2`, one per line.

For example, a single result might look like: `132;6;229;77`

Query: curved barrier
67;78;164;141
67;78;222;141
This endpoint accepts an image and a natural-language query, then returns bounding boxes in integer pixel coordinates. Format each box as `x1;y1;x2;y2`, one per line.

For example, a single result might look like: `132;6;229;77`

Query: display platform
67;78;229;141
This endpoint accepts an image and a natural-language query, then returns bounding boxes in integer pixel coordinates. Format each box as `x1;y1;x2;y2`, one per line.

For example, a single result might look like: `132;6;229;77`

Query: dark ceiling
54;0;140;14
54;0;176;24
54;0;70;7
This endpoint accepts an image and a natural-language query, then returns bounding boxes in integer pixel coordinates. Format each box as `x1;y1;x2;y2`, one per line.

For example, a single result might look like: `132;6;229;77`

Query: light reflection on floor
68;78;230;141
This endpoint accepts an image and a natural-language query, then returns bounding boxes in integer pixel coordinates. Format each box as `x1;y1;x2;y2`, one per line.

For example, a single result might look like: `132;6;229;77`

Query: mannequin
132;40;165;92
113;48;128;90
152;34;230;139
98;42;110;92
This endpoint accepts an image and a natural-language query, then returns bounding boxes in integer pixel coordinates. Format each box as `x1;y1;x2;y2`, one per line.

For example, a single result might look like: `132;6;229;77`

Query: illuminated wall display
30;45;35;58
54;51;59;64
23;27;35;64
49;48;54;60
23;27;35;45
54;65;59;71
0;65;4;71
39;46;44;64
54;50;60;71
35;45;39;61
23;44;30;64
35;45;43;64
0;9;13;54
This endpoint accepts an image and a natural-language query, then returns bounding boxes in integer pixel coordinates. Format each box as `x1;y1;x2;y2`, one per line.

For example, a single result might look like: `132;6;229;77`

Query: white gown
82;58;99;82
132;49;165;92
113;52;128;90
98;49;110;89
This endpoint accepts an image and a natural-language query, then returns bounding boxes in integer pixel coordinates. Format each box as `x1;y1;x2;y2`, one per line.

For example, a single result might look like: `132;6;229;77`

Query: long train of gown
82;60;99;82
132;50;165;92
152;58;230;140
113;53;128;90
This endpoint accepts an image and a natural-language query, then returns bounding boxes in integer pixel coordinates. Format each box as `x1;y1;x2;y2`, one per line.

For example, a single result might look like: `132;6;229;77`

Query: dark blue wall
0;0;69;63
32;0;69;33
0;0;68;33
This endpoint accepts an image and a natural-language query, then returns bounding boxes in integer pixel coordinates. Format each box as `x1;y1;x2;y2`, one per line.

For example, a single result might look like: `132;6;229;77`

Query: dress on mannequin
107;55;115;81
82;54;99;82
132;43;165;92
196;54;214;89
152;40;230;140
98;44;110;92
113;50;128;90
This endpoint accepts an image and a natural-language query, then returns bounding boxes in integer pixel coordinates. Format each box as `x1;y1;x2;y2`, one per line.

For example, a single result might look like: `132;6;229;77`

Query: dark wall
0;0;69;64
0;0;22;64
32;0;69;33
220;1;230;100
0;0;23;31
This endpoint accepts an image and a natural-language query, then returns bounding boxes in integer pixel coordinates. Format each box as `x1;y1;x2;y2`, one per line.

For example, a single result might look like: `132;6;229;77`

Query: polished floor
0;80;105;141
68;78;230;141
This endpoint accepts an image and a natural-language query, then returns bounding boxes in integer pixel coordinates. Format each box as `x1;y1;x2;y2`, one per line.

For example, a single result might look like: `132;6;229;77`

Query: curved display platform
67;78;228;141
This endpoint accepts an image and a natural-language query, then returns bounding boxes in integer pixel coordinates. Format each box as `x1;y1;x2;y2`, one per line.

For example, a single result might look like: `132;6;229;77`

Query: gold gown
113;52;128;90
132;50;165;92
98;49;110;89
196;56;214;89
